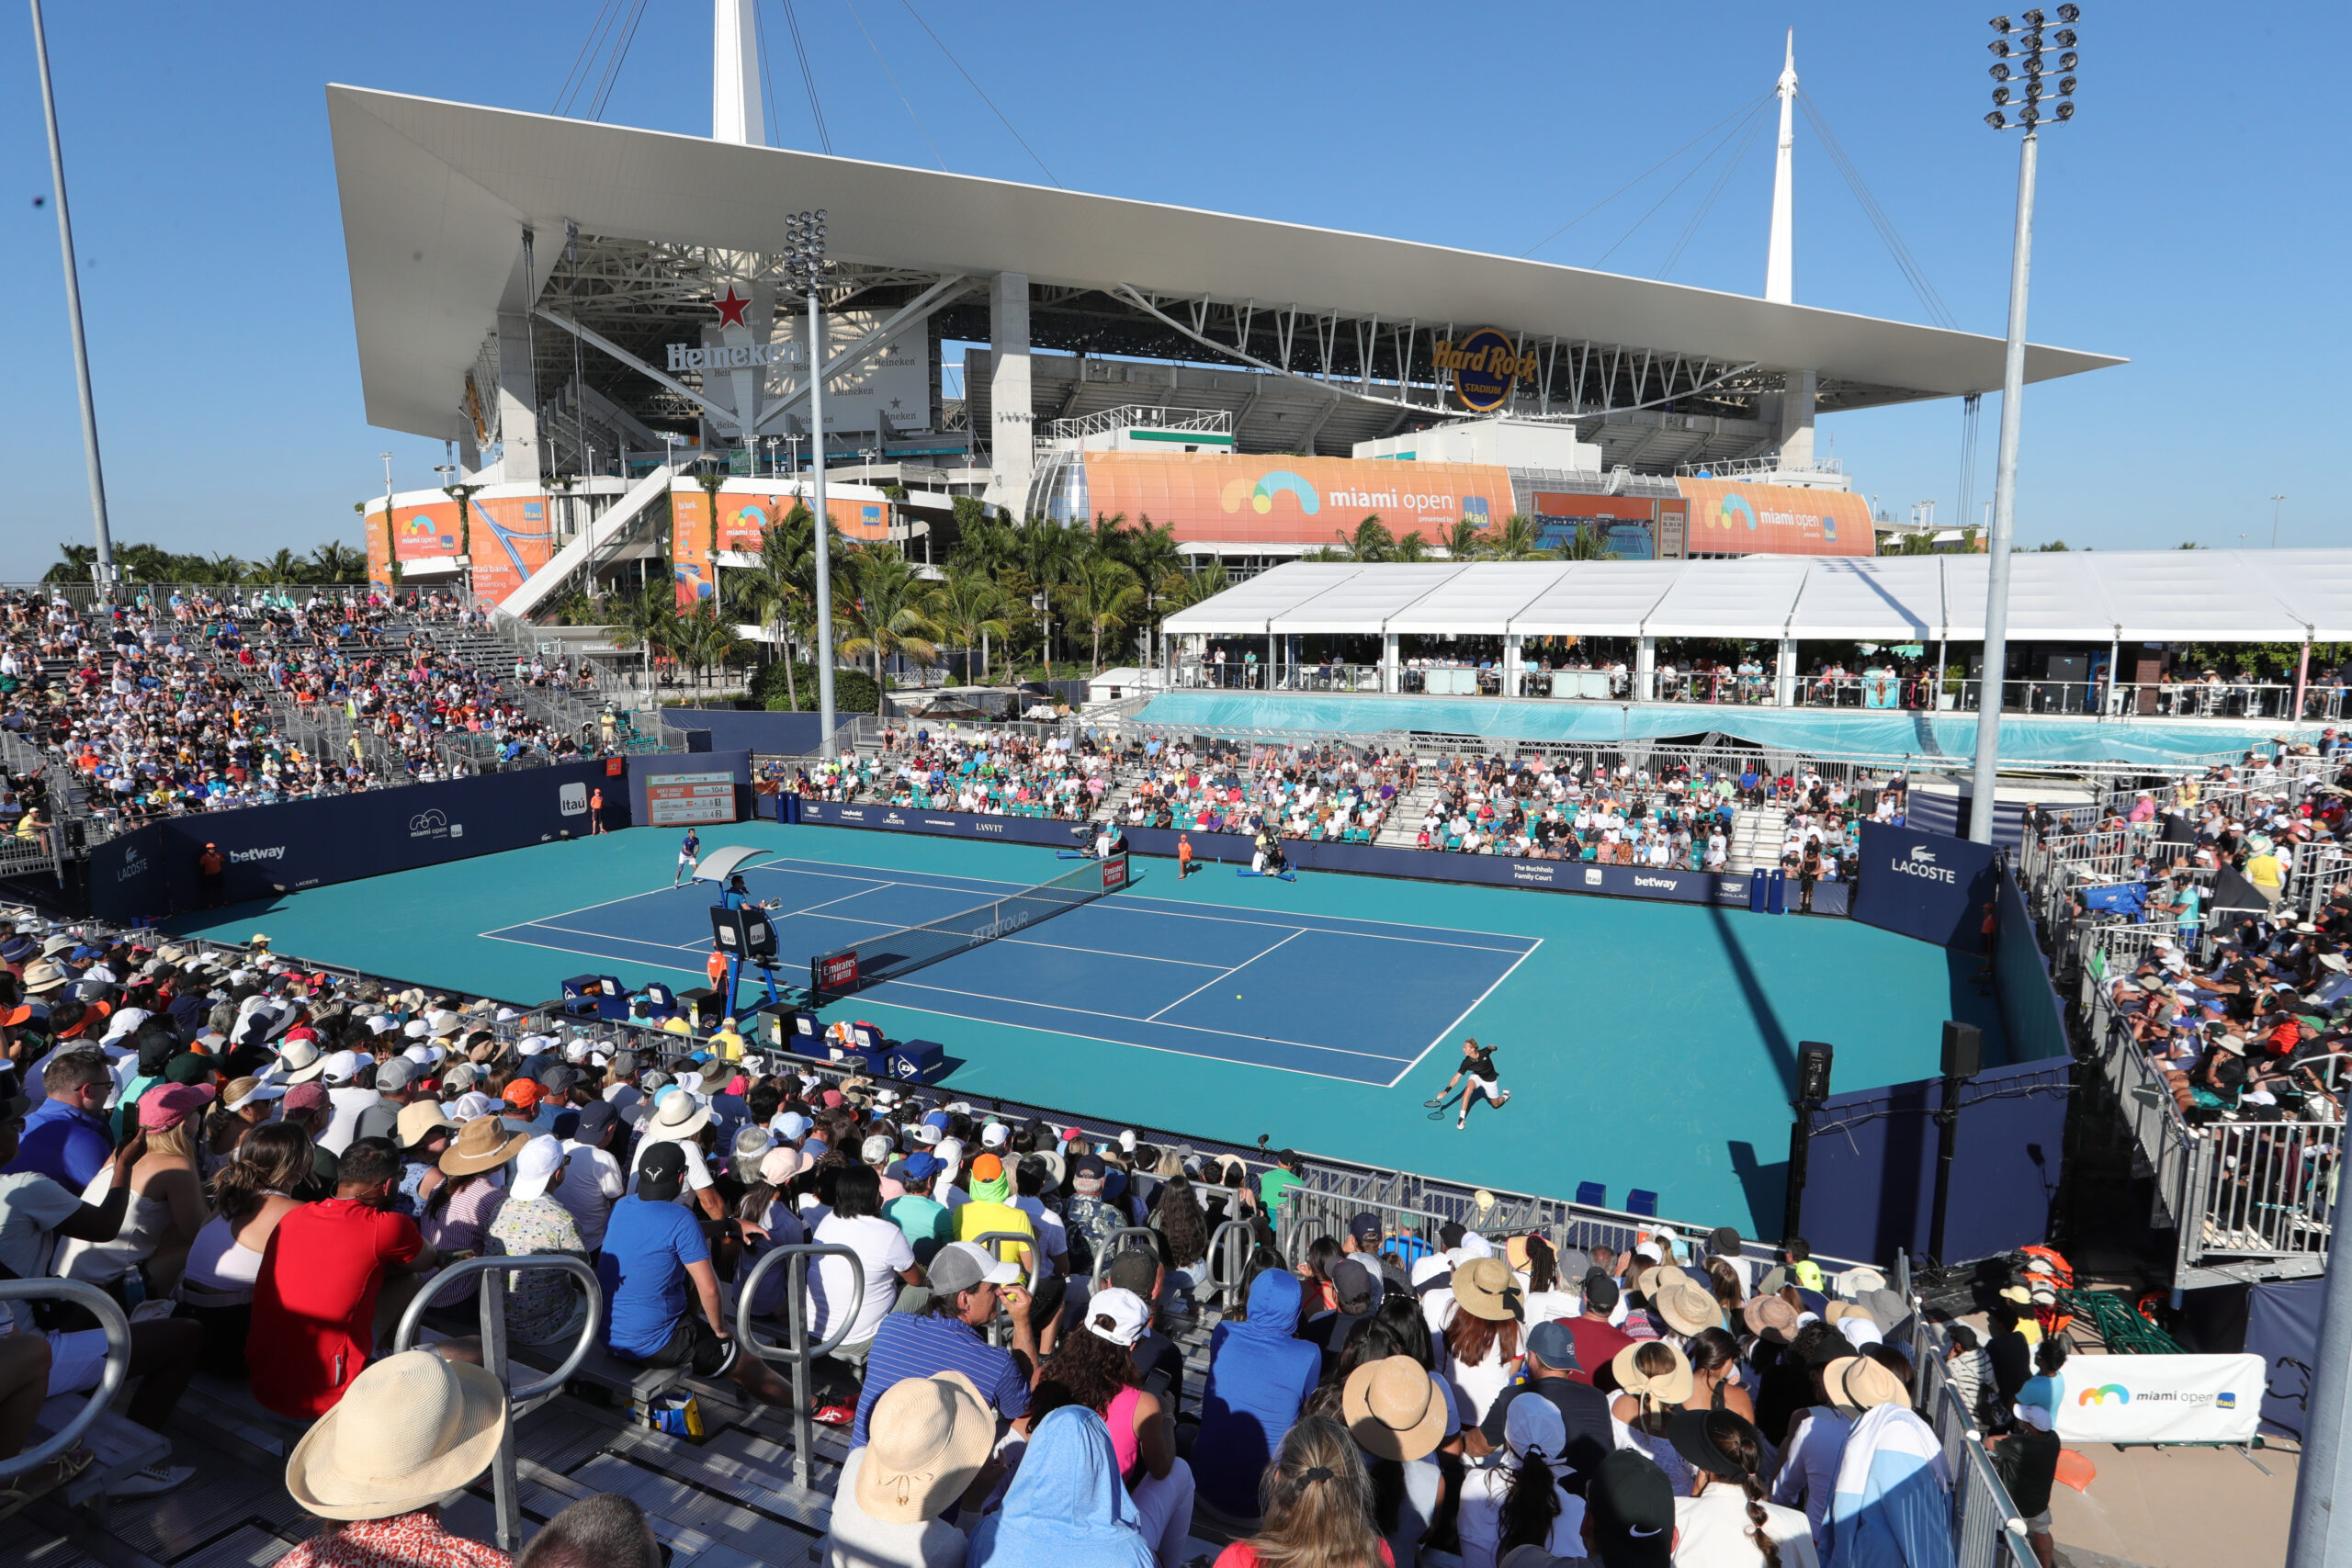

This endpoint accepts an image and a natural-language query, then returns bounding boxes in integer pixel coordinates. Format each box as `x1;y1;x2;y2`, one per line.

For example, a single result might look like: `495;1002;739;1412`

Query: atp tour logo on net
408;809;464;841
1890;842;1955;884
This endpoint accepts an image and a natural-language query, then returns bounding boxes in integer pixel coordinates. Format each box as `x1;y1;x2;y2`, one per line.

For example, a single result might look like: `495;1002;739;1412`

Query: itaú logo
2078;1384;2131;1405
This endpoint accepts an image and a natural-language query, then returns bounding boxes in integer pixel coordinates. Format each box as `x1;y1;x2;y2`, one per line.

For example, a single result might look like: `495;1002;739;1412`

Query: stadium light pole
1968;8;2080;844
2272;494;2287;548
784;210;839;756
29;0;116;592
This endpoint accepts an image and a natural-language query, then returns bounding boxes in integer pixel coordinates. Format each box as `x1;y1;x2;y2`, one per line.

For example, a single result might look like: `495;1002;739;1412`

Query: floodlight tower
1967;7;2080;845
783;210;839;756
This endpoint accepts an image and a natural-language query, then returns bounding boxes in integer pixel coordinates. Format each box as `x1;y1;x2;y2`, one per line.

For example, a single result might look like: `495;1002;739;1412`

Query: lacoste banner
1853;820;1998;950
2054;1353;2263;1446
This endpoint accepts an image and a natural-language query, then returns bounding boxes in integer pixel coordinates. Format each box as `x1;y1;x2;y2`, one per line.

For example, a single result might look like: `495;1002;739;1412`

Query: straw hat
283;1350;507;1519
1611;1340;1695;1406
1741;1293;1799;1344
439;1116;529;1177
1833;1355;1910;1411
854;1371;994;1525
1451;1257;1521;1322
1656;1280;1721;1338
397;1101;458;1148
1344;1355;1448;1462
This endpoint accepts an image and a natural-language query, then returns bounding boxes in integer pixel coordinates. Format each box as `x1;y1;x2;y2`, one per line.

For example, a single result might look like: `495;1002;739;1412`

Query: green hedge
757;661;881;714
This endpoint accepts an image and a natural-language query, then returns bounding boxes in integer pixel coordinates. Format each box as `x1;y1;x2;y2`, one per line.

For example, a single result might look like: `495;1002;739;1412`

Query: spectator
1588;1450;1678;1568
885;1150;956;1266
1030;1286;1195;1568
1457;1394;1583;1568
1340;1353;1449;1568
1610;1343;1697;1496
1471;1320;1611;1493
174;1120;310;1374
1438;1258;1526;1427
277;1350;511;1568
552;1101;626;1250
1988;1389;2061;1568
1821;1357;1946;1568
953;1152;1035;1274
1771;1341;1858;1545
824;1371;994;1568
1195;1265;1320;1524
57;1080;213;1296
420;1117;527;1311
596;1142;791;1404
514;1494;661;1568
1563;1271;1634;1384
851;1241;1035;1448
1669;1410;1815;1568
486;1136;591;1347
1212;1415;1387;1568
8;1050;112;1188
0;1113;198;1495
968;1404;1157;1568
248;1134;438;1418
0;1331;89;1514
809;1164;922;1366
1107;1247;1187;1410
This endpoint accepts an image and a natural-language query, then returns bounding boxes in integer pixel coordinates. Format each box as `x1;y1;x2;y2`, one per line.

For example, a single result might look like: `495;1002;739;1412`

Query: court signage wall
87;759;616;922
791;799;1852;915
1853;822;1997;949
644;771;740;826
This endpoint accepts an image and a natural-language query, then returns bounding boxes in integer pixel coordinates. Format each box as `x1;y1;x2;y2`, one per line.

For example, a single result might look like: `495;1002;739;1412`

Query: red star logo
712;286;752;327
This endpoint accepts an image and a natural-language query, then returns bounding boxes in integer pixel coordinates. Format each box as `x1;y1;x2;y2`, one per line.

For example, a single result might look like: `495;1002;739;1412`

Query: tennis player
674;827;701;887
1431;1037;1510;1130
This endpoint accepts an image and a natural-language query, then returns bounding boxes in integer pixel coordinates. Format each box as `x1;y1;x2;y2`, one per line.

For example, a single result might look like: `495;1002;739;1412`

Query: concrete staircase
1727;806;1789;874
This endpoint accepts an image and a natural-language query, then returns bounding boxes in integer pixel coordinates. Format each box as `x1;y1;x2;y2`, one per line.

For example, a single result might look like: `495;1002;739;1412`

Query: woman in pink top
1030;1288;1193;1568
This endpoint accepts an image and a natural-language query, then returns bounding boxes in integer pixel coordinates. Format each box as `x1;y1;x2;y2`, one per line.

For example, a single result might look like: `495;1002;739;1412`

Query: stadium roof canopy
1161;551;2352;644
326;85;2124;457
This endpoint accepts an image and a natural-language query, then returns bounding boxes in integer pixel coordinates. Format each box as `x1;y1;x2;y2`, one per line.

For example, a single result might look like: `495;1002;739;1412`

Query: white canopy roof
1162;551;2352;644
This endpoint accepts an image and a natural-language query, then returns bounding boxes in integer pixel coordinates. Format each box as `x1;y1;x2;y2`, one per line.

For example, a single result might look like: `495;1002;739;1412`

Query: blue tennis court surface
484;857;1539;1086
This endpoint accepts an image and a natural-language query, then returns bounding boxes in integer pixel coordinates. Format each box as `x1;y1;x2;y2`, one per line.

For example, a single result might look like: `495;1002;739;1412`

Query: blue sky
1;2;2341;581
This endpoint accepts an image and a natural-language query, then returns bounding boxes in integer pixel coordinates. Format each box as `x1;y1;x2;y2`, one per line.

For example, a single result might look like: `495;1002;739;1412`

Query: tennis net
811;854;1129;1002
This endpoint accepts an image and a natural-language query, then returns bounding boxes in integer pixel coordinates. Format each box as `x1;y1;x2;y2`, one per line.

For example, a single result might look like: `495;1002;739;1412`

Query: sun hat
1836;1265;1889;1299
1656;1280;1720;1337
222;1077;283;1114
508;1135;567;1201
440;1116;530;1177
1343;1355;1448;1462
1741;1293;1800;1343
398;1100;458;1147
1451;1257;1521;1322
276;1039;326;1083
1833;1355;1911;1412
854;1370;994;1526
1668;1409;1761;1482
1083;1287;1151;1348
138;1082;216;1131
283;1350;507;1520
646;1089;711;1141
1611;1340;1695;1406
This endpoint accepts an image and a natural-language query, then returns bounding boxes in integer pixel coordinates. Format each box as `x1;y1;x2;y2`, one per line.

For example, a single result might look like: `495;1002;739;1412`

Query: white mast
713;0;763;145
1766;30;1797;304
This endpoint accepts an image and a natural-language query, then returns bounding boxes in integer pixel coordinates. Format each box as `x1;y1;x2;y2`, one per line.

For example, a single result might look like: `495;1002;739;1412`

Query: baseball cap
773;1111;812;1141
280;1081;327;1114
636;1140;687;1201
1582;1269;1621;1314
902;1151;944;1182
928;1241;1021;1297
969;1152;1003;1181
1330;1258;1376;1312
979;1122;1010;1149
1525;1319;1580;1372
1588;1450;1676;1567
138;1082;215;1131
375;1057;416;1093
1071;1153;1106;1183
571;1101;619;1143
1348;1212;1382;1249
1083;1287;1150;1348
861;1134;895;1165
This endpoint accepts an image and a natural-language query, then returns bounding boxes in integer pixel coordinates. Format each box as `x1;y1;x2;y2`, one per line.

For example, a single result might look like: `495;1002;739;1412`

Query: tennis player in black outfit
1431;1037;1510;1130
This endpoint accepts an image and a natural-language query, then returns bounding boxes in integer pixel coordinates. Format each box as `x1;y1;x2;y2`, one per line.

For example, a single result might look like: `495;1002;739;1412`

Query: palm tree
204;551;252;583
1012;515;1081;671
1337;514;1396;562
1484;513;1551;561
836;546;940;686
253;548;308;584
309;541;366;581
669;601;740;692
1160;559;1230;612
1105;514;1182;661
1057;555;1144;673
927;568;1014;682
1557;523;1616;561
1442;517;1487;559
725;517;812;708
1394;531;1430;561
608;586;679;693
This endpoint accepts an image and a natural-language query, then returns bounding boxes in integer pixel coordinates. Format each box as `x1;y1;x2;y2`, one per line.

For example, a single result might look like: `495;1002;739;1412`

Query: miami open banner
1077;453;1516;548
2053;1353;2263;1446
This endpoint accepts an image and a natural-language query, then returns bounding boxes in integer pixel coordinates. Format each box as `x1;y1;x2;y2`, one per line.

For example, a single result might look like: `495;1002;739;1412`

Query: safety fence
1904;1269;2043;1568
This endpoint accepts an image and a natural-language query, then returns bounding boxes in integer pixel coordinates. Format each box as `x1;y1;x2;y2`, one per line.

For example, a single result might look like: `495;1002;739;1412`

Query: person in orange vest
706;945;729;990
588;786;606;834
198;841;225;908
1177;833;1193;879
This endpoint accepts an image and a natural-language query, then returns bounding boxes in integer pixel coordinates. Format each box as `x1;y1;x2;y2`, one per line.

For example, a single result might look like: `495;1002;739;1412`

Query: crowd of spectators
0;917;1999;1568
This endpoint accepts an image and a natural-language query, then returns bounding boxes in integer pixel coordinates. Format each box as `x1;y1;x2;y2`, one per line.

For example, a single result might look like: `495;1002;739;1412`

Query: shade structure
693;846;775;885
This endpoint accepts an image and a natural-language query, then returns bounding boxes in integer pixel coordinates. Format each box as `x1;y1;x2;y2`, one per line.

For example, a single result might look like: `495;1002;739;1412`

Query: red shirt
1560;1314;1636;1387
276;1510;509;1568
248;1198;424;1417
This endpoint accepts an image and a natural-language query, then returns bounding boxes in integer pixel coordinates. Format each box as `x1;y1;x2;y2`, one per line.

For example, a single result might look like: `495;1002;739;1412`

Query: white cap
979;1122;1010;1149
861;1134;894;1164
773;1111;812;1141
321;1049;367;1085
1117;1129;1137;1153
1083;1287;1150;1348
403;1019;430;1038
508;1135;567;1201
911;1122;942;1146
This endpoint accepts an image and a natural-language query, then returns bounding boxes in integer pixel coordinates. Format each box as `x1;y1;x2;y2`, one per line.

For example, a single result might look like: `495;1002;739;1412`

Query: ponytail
1703;1411;1780;1568
1497;1445;1562;1553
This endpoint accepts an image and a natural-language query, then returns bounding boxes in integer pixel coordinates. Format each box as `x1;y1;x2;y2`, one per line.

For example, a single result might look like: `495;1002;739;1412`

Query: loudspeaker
1941;1021;1983;1079
1796;1041;1835;1101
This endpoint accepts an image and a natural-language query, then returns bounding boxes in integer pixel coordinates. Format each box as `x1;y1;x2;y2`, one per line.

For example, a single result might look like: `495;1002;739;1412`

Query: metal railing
0;1280;130;1483
393;1252;604;1553
737;1241;867;1490
967;1230;1046;1348
1907;1274;2044;1568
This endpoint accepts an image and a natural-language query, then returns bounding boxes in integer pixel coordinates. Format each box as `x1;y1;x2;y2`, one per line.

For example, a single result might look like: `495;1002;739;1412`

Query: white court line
876;974;1409;1065
1081;897;1537;956
1383;938;1546;1089
481;928;707;976
494;923;710;964
1147;930;1305;1021
993;936;1224;969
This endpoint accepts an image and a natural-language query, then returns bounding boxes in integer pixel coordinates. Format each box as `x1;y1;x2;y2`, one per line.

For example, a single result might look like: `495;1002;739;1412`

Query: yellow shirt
953;1200;1035;1268
2245;852;2284;890
662;1016;693;1036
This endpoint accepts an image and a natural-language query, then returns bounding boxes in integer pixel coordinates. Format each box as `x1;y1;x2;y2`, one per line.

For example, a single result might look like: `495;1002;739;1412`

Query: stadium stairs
1726;806;1788;874
0;1279;1242;1568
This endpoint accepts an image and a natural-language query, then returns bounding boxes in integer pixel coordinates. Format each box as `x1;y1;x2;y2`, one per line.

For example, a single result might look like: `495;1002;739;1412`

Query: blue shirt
849;1310;1030;1449
7;1098;111;1190
596;1194;710;1358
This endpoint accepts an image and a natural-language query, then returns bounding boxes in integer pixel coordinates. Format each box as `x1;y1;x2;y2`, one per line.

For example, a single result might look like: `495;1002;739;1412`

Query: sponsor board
2053;1354;2262;1446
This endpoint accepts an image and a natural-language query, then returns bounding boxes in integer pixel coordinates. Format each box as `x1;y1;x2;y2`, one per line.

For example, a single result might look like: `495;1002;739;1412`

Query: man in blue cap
1471;1318;1614;1495
883;1150;953;1265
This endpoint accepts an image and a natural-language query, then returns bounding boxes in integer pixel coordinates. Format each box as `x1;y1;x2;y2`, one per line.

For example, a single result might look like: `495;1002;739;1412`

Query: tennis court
483;854;1539;1085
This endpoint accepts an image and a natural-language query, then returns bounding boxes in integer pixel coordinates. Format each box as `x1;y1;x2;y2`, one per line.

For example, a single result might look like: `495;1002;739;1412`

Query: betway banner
2054;1354;2263;1446
1853;821;1997;950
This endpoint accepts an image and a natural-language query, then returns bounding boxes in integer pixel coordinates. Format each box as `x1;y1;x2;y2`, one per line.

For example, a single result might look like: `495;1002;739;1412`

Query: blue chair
1626;1189;1658;1218
1576;1181;1607;1209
